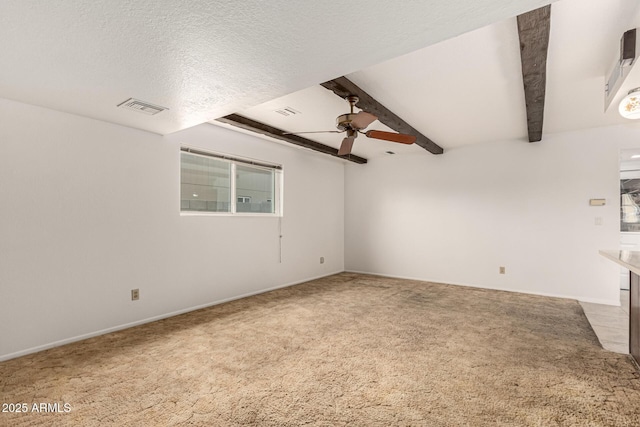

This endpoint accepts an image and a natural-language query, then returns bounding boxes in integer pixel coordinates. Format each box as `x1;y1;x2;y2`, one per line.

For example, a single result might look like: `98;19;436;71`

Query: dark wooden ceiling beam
216;114;367;164
517;5;551;143
320;77;444;155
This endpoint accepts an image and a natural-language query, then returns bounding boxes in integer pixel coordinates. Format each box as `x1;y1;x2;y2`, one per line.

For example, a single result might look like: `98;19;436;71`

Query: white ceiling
3;0;640;160
230;0;640;159
0;0;552;136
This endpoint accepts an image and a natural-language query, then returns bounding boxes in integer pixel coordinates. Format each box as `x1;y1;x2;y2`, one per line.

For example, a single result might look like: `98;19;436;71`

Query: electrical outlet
320;257;325;264
499;266;506;274
131;289;140;301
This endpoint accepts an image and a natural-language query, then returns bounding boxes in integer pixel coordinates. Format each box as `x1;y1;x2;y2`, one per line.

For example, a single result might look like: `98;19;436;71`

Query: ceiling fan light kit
619;88;640;119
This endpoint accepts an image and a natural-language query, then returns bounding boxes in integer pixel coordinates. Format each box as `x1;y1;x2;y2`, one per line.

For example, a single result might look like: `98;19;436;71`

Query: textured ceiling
0;0;553;135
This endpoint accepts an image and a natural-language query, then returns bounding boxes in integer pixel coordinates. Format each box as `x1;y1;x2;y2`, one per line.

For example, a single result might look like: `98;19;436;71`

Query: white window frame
180;146;283;217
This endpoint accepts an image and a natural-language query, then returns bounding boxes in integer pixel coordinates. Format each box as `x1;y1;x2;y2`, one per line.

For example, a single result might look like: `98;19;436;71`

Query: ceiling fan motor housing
336;95;364;131
336;113;362;131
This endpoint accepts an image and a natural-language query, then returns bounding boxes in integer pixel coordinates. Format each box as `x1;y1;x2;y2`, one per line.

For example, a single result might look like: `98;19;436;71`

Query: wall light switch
589;199;606;206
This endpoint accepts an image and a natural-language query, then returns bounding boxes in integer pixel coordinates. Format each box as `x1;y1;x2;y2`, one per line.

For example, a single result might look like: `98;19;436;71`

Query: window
236;165;274;213
180;148;282;215
180;154;230;212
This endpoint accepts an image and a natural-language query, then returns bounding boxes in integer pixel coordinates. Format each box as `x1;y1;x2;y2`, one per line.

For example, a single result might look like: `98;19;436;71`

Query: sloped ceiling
0;0;553;135
231;0;640;158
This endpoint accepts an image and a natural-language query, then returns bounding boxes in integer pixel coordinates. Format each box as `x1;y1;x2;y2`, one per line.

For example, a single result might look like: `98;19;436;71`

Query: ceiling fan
286;96;417;156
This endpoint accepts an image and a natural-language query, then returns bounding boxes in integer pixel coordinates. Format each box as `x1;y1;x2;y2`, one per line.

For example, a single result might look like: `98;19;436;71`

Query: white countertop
599;250;640;276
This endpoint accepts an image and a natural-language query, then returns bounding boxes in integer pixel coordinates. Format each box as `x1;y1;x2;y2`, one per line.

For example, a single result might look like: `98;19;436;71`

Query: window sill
180;211;281;218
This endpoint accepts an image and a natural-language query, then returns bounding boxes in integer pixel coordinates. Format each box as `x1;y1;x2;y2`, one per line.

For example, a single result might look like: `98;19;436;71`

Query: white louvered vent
117;98;168;115
605;29;638;109
274;106;301;117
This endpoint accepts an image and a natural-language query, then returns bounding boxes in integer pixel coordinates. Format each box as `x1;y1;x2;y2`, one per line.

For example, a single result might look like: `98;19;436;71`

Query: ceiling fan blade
282;130;344;135
365;130;416;145
338;136;355;156
350;111;378;129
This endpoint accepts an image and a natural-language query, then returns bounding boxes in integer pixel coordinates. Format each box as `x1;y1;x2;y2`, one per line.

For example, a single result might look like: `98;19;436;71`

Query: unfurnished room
2;0;640;425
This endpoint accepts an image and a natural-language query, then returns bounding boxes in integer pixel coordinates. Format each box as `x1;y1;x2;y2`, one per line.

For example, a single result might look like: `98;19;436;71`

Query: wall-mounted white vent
274;106;301;117
605;29;638;110
117;98;168;115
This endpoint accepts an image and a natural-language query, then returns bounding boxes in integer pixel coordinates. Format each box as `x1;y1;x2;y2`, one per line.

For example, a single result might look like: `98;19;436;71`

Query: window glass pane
180;153;230;212
236;164;274;213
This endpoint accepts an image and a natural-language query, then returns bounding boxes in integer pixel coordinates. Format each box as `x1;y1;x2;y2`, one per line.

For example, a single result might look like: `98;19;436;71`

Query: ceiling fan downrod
347;95;359;114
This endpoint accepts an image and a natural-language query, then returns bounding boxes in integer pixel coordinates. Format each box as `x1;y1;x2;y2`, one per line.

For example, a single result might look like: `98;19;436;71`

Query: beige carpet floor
1;273;640;426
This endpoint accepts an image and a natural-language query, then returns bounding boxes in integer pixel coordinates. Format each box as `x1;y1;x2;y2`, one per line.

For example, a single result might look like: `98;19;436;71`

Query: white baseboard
0;271;343;362
345;270;621;306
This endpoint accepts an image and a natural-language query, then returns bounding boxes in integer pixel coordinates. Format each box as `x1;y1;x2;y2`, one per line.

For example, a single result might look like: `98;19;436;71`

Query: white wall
0;98;344;361
345;125;640;305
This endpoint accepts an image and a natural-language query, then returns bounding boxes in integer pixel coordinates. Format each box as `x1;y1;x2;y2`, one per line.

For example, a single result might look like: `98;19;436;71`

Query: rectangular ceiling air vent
117;98;168;115
274;106;301;117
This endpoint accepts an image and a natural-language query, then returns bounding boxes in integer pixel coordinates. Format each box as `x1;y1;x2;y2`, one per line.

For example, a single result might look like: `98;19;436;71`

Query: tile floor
580;290;629;354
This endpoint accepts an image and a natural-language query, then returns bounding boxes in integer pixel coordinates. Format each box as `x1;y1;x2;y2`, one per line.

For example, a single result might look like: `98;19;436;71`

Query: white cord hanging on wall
279;216;283;264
